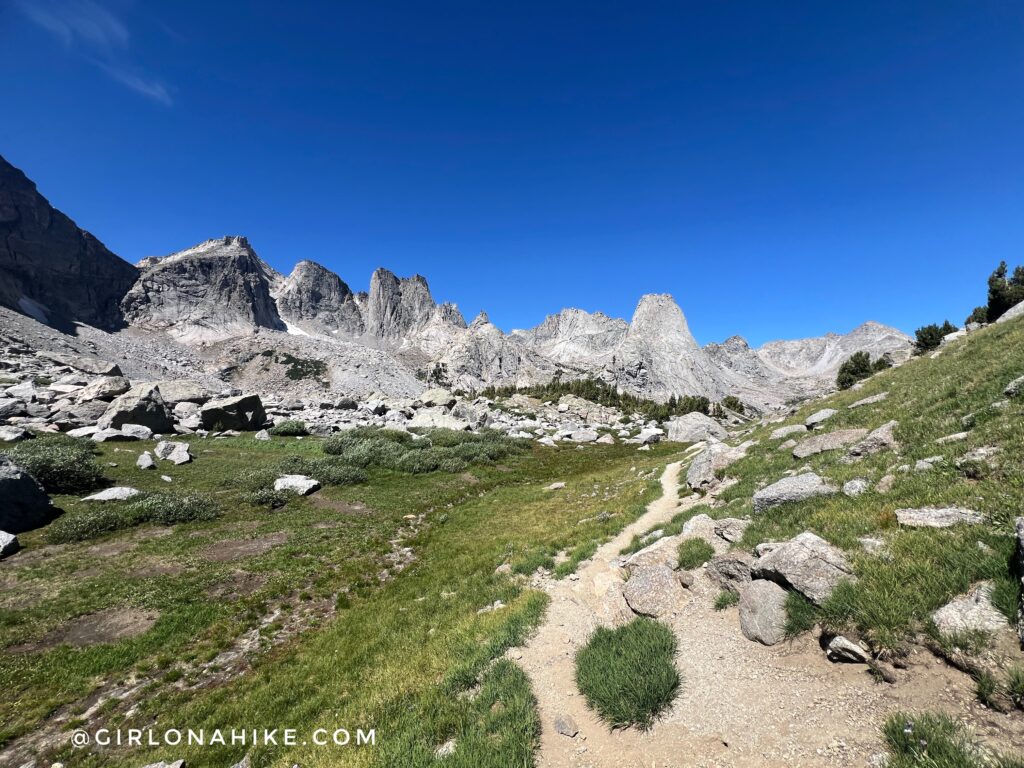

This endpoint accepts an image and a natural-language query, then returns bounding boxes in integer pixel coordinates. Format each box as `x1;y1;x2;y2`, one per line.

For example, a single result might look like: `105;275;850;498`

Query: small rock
1004;375;1024;398
553;714;579;738
804;408;837;428
826;635;869;663
623;565;688;617
155;440;192;465
848;392;888;409
120;424;154;440
434;739;457;758
274;475;321;496
936;432;970;444
254;429;271;441
874;475;896;493
82;487;141;502
842;478;869;497
545;482;566;491
895;507;984;528
770;424;807;440
136;451;156;470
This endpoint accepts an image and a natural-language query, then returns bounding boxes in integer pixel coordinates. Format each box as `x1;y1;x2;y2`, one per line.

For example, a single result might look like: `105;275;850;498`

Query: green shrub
269;420;308;437
784;591;818;637
714;590;740;610
8;434;105;494
321;427;522;473
575;617;680;730
914;321;957;354
676;538;715;570
232;468;280;491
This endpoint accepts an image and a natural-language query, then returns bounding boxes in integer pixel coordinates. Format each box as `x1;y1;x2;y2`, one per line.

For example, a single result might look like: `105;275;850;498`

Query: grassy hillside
0;429;679;767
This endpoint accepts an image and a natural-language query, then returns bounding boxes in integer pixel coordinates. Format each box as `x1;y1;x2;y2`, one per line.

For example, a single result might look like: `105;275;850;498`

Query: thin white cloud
15;0;173;105
95;59;173;106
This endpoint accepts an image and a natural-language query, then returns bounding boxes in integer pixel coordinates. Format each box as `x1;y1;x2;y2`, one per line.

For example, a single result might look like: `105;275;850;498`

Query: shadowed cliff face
0;155;138;331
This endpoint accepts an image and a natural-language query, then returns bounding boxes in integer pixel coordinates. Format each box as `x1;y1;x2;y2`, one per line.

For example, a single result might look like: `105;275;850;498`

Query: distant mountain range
0;154;913;409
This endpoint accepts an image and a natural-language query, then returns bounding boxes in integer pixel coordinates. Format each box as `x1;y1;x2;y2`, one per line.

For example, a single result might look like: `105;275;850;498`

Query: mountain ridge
0;154;913;408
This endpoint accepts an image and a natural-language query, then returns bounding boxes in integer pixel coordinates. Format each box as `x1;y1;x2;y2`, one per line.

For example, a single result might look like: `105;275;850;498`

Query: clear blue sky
2;1;1022;345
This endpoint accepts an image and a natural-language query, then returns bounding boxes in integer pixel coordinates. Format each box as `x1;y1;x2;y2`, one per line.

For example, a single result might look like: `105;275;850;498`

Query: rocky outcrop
121;236;285;344
665;412;727;444
276;260;364;336
0;154;138;330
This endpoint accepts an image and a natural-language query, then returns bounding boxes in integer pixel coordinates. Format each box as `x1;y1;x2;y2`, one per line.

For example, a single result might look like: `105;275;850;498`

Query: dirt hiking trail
517;459;1011;768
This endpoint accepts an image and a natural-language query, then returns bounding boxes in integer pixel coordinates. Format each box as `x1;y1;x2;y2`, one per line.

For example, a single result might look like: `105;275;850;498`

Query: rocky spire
276;260;364;336
365;268;437;339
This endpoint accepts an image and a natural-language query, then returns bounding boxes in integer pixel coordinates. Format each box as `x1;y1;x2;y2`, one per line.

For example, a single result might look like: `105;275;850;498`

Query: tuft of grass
784;591;819;637
574;617;680;730
714;590;740;611
1007;665;1024;710
883;711;1024;767
676;539;715;570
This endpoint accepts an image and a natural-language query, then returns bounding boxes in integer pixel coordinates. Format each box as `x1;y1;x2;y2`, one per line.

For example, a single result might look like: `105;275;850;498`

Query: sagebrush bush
320;427;523;473
575;618;680;730
8;434;105;493
269;420;309;437
47;492;221;542
245;487;292;509
126;493;221;525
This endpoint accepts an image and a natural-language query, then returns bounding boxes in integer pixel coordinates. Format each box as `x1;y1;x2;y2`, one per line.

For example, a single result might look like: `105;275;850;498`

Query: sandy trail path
517;458;995;768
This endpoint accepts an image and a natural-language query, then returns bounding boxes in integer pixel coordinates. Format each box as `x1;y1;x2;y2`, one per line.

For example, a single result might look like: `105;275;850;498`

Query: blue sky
1;1;1022;345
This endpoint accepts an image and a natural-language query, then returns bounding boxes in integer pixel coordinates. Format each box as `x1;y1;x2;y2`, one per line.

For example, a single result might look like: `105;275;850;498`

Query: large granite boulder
752;472;837;514
149;380;211;405
408;408;470;431
0;454;53;533
738;580;788;645
752;531;855;605
99;384;174;432
665;412;727;444
622;565;688;618
792;428;868;459
74;376;131;403
200;394;267;431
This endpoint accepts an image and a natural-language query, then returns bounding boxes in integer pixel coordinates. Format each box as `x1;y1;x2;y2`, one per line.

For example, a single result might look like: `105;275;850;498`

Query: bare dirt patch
12;608;159;654
308;496;370;515
207;570;268;601
202;532;288;562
